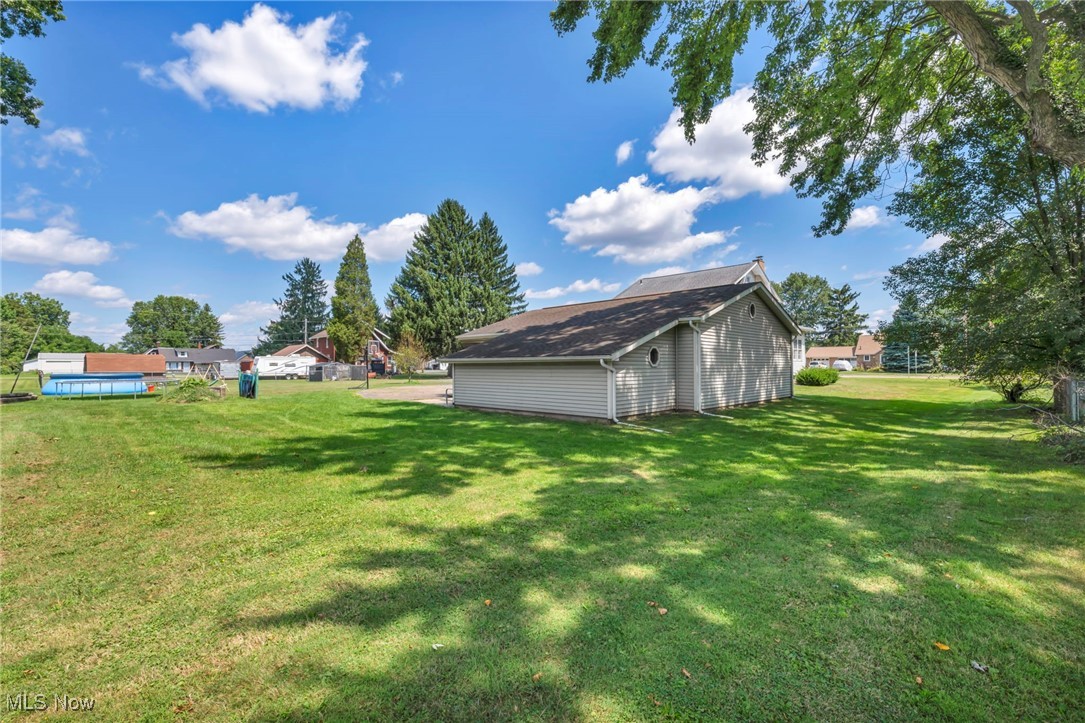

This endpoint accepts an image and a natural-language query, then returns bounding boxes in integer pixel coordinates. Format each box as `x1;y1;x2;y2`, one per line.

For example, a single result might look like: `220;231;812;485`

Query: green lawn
1;376;1082;720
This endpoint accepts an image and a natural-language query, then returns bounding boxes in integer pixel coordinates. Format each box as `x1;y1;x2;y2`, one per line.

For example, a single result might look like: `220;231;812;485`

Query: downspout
601;357;668;432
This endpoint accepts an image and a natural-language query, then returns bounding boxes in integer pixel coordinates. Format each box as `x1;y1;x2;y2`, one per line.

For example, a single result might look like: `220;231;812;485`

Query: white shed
443;282;800;422
23;353;85;375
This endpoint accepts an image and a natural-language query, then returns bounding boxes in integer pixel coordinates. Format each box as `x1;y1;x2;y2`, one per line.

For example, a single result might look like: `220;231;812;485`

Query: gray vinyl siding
452;362;608;419
675;324;696;410
700;294;793;409
615;329;676;417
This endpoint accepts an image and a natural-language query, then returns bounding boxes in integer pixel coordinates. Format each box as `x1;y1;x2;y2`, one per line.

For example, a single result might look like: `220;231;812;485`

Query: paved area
357;382;452;405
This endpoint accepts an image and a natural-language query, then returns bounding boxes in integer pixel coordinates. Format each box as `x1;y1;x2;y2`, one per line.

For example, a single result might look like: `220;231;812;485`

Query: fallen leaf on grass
432;643;444;650
173;702;194;713
649;695;662;707
484;599;492;606
647;601;658;607
532;672;543;682
915;676;923;685
933;642;950;651
970;660;989;673
657;607;668;616
681;668;691;679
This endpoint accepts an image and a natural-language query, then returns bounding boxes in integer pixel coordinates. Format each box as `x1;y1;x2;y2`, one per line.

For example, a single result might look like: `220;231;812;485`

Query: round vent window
647;347;660;367
748;303;757;318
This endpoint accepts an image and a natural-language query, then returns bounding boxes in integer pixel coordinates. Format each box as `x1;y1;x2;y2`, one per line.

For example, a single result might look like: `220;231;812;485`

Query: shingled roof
445;283;797;361
613;262;757;299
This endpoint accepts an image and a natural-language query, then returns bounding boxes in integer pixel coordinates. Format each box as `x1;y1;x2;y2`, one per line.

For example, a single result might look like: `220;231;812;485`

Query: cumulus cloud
169;193;422;262
548;175;735;264
0;227;113;265
918;233;949;252
139;3;368;112
359;212;426;262
847;205;889;230
524;278;621;300
515;261;543;277
647;88;789;200
219;300;279;325
42;128;91;157
615;140;635;165
645;266;689;278
32;270;131;308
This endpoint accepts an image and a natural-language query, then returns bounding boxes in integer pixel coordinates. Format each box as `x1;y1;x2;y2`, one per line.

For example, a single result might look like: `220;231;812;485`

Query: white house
22;353;85;375
443;282;800;422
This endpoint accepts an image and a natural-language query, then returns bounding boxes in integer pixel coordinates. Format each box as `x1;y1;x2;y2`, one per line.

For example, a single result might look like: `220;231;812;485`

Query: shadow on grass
192;394;1084;720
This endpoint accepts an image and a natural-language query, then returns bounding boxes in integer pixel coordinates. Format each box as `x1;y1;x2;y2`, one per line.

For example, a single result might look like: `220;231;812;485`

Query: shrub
162;377;220;404
795;367;840;386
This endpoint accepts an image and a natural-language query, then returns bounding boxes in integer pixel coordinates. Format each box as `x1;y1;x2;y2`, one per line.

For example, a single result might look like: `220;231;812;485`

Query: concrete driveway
356;381;452;405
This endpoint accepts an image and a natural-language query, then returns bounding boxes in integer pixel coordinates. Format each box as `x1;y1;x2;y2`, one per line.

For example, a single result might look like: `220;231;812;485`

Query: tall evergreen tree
474;213;526;317
327;235;380;363
386;200;524;358
822;284;865;347
254;258;328;355
121;296;224;352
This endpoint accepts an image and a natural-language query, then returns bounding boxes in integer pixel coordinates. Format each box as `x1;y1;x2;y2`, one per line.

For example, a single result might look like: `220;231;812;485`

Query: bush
161;377;220;404
795;367;840;386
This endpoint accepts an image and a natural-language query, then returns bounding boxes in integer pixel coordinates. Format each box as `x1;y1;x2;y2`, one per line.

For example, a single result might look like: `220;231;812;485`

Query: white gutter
440;355;611;364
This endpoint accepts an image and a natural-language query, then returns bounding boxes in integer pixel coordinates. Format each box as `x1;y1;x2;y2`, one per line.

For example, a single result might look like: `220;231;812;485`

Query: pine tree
822;283;865;346
386;200;524;358
326;235;380;363
254;258;328;355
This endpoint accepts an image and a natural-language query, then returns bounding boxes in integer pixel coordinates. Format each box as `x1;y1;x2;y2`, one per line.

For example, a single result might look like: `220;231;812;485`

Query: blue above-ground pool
42;373;151;397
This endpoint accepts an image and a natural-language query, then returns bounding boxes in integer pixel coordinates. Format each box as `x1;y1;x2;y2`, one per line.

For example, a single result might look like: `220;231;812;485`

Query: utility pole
303;318;308;346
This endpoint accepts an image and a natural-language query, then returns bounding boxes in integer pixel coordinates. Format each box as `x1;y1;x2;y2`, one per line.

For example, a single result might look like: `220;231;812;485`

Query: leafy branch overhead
553;1;1084;234
0;0;65;127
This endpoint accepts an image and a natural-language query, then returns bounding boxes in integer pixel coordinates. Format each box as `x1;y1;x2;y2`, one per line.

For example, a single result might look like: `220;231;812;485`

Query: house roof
446;283;797;362
309;329;329;340
273;344;330;360
613;262;759;299
85;353;166;374
806;346;856;358
855;334;883;355
147;347;236;363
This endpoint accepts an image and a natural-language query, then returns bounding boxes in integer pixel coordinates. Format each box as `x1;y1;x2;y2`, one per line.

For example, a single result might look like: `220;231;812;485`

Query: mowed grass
1;375;1082;721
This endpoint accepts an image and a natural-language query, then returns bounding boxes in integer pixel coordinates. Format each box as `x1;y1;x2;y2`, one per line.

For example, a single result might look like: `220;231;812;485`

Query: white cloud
524;278;621;300
548;175;735;264
0;227;113;265
847;205;889;230
853;270;887;281
140;3;368;113
219;300;279;325
169;193;422;262
918;234;949;252
645;265;689;278
515;261;543;277
615;140;635;166
32;270;131;308
647;88;789;200
359;212;426;262
42;128;91;157
390;71;404;86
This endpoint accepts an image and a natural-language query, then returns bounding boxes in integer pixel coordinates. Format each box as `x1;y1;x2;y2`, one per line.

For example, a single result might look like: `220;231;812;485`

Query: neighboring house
146;347;236;375
85;353;166;376
854;334;884;369
806;334;884;370
305;328;397;371
443;282;800;422
272;343;330;362
22;353;85;375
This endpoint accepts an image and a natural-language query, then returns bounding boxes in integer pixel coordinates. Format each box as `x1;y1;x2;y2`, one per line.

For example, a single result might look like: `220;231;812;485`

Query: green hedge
795;367;840;386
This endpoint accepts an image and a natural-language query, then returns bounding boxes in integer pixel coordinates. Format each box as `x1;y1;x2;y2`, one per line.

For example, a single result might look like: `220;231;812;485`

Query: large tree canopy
386;200;524;358
0;292;101;373
121;296;224;353
255;258;329;355
327;235;380;363
553;1;1084;234
777;272;833;340
1;0;65;127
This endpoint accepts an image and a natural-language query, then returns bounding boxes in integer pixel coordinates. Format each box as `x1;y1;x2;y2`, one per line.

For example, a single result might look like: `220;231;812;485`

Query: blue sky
1;2;935;350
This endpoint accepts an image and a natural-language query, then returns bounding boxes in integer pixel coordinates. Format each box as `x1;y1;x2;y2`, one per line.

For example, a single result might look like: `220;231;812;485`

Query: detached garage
442;282;800;422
